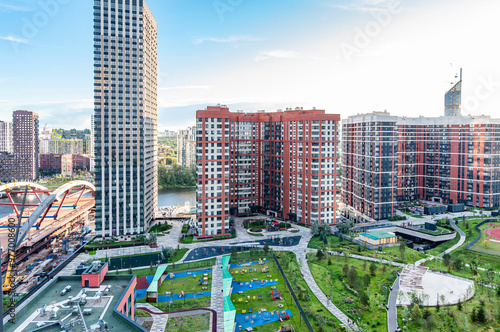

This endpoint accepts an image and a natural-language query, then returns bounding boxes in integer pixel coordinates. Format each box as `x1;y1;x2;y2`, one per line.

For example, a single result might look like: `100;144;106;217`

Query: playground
228;259;300;332
135;269;212;303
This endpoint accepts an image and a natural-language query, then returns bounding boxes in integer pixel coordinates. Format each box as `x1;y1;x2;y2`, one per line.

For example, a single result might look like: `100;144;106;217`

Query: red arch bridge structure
0;181;95;270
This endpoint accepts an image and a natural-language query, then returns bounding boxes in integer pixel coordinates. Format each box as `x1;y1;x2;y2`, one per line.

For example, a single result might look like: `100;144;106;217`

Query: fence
466;219;495;249
273;253;314;332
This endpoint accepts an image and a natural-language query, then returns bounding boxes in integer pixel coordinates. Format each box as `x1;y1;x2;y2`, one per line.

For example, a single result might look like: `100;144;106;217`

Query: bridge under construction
0;181;96;272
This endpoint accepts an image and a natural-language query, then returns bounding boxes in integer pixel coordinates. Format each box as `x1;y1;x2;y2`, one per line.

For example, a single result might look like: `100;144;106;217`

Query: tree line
158;164;196;188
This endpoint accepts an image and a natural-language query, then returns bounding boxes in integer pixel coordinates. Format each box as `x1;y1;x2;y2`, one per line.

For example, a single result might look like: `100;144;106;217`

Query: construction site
0;181;95;295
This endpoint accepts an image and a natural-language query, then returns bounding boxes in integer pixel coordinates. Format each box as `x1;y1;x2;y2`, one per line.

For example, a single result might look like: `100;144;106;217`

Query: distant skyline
1;0;499;131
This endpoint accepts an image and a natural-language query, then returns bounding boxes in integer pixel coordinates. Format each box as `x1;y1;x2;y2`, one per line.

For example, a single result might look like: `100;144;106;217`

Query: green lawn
308;253;399;332
110;257;216;277
149;223;173;233
276;251;344;331
158;272;212;295
164;313;210;332
426;232;460;256
418;226;452;235
471;221;500;254
143;296;212;312
180;236;194;244
308;235;426;264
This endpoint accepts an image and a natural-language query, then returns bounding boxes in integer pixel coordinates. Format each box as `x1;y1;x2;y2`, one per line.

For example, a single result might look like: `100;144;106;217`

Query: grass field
308;252;400;332
164;313;210;332
426;232;460;256
110;257;216;277
308;235;426;264
158;272;212;295
276;252;344;331
471;222;500;254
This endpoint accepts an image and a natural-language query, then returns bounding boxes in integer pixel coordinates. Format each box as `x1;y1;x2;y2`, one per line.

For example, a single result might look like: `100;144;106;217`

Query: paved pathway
415;219;466;266
210;256;224;331
387;277;400;332
137;303;169;332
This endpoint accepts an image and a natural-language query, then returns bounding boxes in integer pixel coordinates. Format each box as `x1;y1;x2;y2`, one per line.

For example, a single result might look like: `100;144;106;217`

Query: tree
360;292;369;306
363;261;367;271
347;267;358;286
363;274;371;288
369;262;377;276
469;260;478;276
342;264;349;276
411;304;422;322
231;247;238;261
457;298;462;311
263;243;269;255
471;307;476;322
477;302;487;323
163;247;175;263
337;220;354;234
310;220;333;244
316;249;325;261
128;265;133;274
399;242;406;261
443;253;451;266
150;261;153;273
453;257;464;271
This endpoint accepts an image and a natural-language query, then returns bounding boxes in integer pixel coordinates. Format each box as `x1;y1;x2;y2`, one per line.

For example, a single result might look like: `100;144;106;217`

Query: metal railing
273;253;314;332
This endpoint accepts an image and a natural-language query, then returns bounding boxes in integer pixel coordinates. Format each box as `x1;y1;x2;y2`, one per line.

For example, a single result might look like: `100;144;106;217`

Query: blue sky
0;0;499;131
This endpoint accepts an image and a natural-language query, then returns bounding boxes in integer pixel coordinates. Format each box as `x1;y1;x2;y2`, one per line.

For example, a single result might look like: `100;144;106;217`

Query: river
0;188;196;219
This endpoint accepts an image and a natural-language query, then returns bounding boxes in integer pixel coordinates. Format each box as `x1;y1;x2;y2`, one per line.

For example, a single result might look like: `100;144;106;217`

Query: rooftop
3;275;142;332
360;231;396;240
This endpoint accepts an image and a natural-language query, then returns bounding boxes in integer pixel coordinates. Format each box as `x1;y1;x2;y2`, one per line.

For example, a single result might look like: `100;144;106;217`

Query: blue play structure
235;310;293;330
163;269;211;280
229;260;269;269
158;291;211;302
232;279;279;293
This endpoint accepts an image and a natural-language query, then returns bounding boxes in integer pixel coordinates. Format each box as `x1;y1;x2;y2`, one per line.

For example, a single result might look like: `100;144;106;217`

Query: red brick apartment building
342;111;500;222
196;105;340;238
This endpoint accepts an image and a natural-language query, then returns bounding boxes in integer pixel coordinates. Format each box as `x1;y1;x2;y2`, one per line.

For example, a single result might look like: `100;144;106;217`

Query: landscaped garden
308;234;426;265
397;279;500;331
276;251;346;332
308;250;400;332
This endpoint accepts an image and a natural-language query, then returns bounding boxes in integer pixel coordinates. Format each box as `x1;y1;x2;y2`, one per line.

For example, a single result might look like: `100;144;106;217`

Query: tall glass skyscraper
93;0;158;237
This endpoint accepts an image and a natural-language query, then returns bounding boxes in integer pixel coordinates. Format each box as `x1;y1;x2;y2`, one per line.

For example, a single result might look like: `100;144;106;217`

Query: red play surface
136;276;149;290
485;228;500;239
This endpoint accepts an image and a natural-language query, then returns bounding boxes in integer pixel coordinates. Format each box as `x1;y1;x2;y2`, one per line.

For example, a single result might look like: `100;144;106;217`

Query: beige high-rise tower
93;0;158;237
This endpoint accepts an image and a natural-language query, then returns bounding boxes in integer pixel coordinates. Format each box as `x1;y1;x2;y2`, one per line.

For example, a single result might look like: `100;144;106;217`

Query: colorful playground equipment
179;291;185;298
279;325;295;332
270;290;282;301
262;266;269;273
199;276;208;285
278;311;290;322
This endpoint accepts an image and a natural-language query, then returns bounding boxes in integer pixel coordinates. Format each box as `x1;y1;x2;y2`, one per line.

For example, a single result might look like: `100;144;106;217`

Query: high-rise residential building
0;110;39;182
48;130;85;155
90;114;95;172
39;123;51;140
445;68;462;116
196;105;340;238
177;126;196;167
342;111;500;222
93;0;158;237
0;121;13;154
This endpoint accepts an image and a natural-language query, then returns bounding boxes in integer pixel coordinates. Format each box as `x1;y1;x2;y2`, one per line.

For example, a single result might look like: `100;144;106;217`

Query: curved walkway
415;219;465;266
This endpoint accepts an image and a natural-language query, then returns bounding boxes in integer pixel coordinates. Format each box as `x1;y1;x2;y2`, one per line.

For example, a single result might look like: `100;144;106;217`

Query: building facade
0;111;39;182
93;0;158;237
40;154;90;176
177;126;196;167
342;112;500;222
0;121;13;154
196;105;340;238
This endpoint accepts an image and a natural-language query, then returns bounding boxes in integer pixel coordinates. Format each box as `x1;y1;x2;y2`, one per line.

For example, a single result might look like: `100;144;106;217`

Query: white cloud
0;3;32;12
0;35;29;44
193;35;262;45
255;50;302;61
326;0;399;12
159;85;210;91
